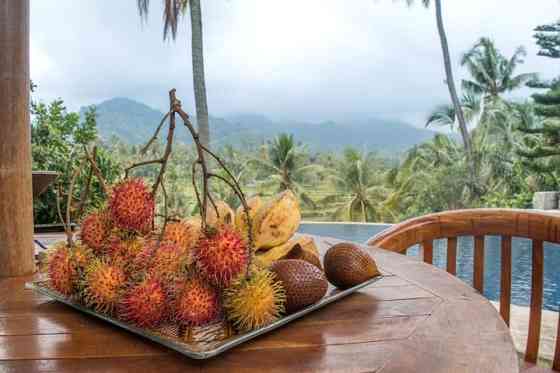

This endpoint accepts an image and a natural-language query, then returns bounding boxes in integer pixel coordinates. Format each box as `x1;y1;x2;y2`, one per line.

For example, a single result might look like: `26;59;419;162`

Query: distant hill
82;97;439;153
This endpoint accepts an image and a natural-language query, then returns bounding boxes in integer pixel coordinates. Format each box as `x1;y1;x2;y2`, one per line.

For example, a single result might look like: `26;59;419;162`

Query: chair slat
500;235;512;326
525;239;544;363
422;240;433;264
554;315;560;371
473;235;485;293
446;237;457;275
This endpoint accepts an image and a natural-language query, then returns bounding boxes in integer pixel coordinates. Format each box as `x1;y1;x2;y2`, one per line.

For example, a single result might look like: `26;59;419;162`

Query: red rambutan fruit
81;259;126;314
107;235;145;272
48;244;78;296
194;227;249;288
117;277;168;328
148;241;190;281
173;277;221;327
108;178;155;233
80;210;111;254
163;219;201;261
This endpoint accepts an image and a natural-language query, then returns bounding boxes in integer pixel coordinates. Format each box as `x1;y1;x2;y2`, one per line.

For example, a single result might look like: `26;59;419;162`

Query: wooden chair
367;208;560;372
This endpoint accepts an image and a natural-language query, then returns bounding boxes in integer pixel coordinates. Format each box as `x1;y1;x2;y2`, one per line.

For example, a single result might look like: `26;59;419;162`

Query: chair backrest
367;208;560;370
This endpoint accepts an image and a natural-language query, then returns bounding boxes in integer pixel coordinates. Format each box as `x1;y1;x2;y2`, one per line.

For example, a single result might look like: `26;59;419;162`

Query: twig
84;147;109;196
77;146;96;217
65;156;87;247
158;180;169;244
55;183;70;246
123;91;176;198
140;111;171;155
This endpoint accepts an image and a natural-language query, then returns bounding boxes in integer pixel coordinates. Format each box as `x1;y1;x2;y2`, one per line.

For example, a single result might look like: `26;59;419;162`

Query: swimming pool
299;222;560;311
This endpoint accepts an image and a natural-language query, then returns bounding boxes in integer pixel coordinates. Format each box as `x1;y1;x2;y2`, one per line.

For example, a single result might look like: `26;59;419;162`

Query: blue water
299;223;560;311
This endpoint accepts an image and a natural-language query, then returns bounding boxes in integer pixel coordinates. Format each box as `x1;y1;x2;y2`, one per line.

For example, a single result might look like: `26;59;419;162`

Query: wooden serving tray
26;275;382;359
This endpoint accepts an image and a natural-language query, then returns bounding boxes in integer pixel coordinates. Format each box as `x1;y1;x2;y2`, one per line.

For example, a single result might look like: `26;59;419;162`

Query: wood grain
0;0;35;277
368;208;559;371
500;235;512;326
526;240;544;364
474;235;485;293
422;240;433;264
446;237;457;275
0;234;518;372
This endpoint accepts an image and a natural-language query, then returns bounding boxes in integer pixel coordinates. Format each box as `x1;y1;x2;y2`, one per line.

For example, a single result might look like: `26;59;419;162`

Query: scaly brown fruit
252;190;301;250
270;259;327;313
324;243;380;289
284;236;322;270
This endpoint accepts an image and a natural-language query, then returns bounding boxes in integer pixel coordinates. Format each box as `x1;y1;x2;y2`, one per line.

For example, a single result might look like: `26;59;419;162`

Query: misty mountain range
82;97;438;153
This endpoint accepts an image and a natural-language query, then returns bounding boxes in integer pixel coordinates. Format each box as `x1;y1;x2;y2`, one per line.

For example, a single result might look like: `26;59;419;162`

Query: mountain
82;97;439;153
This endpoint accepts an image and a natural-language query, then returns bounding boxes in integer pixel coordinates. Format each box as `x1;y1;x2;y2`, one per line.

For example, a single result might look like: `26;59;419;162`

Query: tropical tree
137;0;211;148
426;91;481;131
534;20;560;60
252;133;320;207
404;0;475;191
31;99;120;224
385;134;471;219
460;38;536;100
321;148;393;222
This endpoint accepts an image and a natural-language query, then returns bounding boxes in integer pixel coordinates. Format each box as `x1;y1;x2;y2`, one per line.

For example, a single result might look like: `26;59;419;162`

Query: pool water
299;223;560;311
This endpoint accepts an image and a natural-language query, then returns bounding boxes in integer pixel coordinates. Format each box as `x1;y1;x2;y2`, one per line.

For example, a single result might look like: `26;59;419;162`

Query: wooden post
0;0;36;276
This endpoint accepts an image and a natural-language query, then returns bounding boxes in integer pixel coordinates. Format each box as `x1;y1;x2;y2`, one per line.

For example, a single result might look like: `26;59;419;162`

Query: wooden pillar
0;0;35;276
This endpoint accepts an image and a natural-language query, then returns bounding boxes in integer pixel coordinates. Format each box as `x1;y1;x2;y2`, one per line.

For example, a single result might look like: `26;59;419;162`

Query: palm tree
137;0;211;148
405;0;475;182
323;148;393;222
426;91;481;131
461;38;537;100
252;133;321;207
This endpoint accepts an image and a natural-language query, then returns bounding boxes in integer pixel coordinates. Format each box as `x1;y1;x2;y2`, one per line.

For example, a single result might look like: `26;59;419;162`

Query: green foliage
31;99;120;225
534;21;560;60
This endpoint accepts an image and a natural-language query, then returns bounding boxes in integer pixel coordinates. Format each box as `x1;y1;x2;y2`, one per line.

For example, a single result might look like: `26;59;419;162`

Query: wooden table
0;234;519;372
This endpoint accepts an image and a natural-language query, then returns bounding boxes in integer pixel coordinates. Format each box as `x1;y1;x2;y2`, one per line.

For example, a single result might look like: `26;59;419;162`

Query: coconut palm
461;38;537;100
404;0;475;191
322;148;393;222
426;91;482;131
137;0;211;148
252;133;321;207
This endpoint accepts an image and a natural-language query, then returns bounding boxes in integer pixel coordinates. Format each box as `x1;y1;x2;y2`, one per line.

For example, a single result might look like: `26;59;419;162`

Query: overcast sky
30;0;560;126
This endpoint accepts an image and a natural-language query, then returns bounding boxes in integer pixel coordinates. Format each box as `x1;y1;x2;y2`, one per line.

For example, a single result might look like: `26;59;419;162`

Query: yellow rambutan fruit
148;241;190;281
223;267;285;332
81;259;126;314
162;219;201;263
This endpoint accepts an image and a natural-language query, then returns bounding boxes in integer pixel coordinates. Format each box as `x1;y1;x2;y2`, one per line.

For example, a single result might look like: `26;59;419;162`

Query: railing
367;209;560;370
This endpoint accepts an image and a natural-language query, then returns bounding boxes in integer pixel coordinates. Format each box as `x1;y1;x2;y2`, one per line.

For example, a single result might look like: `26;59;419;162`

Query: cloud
30;0;560;126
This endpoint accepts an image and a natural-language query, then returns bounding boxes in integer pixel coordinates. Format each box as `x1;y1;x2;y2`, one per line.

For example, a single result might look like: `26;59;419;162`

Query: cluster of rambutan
43;177;287;338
